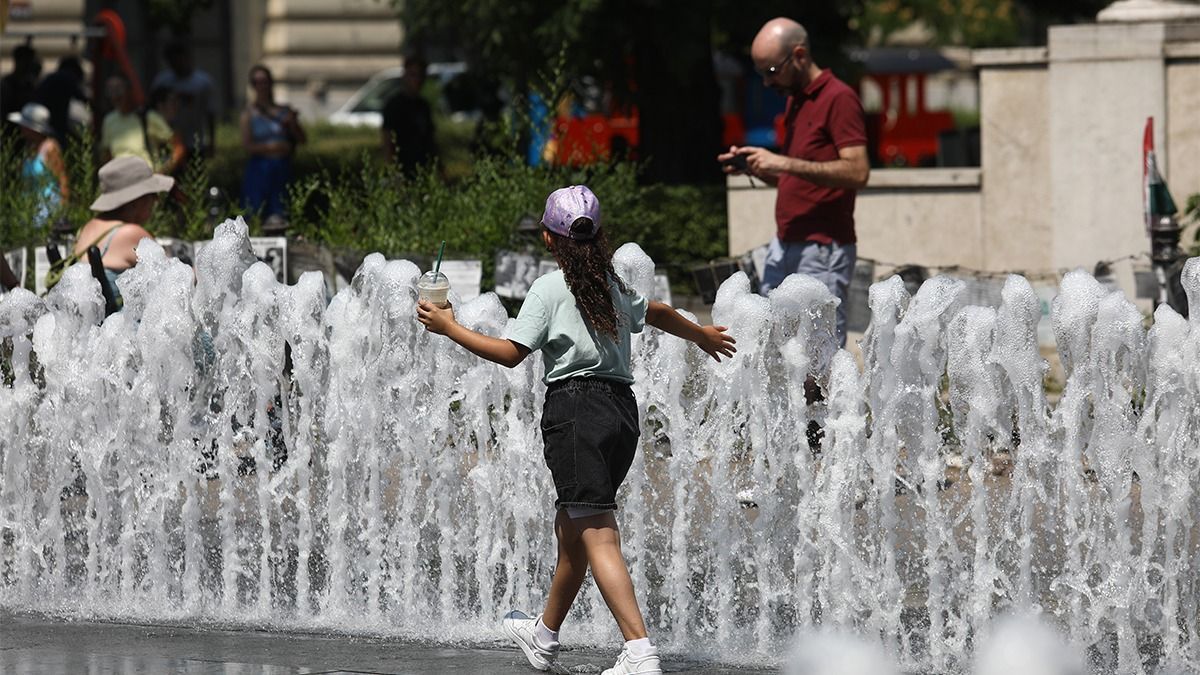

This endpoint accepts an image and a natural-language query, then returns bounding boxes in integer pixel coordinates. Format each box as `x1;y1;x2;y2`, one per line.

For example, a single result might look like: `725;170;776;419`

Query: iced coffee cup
417;271;451;308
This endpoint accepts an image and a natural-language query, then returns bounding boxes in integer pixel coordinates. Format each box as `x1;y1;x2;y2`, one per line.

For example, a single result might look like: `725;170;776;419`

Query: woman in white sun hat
7;102;69;228
71;156;174;307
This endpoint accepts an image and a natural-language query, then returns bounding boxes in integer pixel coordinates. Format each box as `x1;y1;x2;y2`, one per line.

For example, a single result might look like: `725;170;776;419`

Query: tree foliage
856;0;1113;47
858;0;1019;47
146;0;216;34
397;0;863;185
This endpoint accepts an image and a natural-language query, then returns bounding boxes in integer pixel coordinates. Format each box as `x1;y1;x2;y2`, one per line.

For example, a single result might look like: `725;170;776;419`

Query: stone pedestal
1098;0;1200;22
1045;20;1200;278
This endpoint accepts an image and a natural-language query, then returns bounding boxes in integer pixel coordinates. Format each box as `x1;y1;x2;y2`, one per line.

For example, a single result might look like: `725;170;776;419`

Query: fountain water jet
2;219;1199;672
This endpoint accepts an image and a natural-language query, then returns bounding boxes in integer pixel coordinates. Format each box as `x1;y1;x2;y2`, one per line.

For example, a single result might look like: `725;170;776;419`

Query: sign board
845;258;876;334
194;237;287;283
4;247;27;290
750;245;768;285
437;260;482;302
249;237;287;283
536;259;560;277
154;238;196;266
1134;267;1157;299
653;273;672;306
34;245;50;296
494;251;540;299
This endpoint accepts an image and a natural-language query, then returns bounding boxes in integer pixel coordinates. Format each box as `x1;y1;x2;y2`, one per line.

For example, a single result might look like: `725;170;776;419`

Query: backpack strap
80;223;125;259
139;108;152;159
98;224;125;256
43;223;124;293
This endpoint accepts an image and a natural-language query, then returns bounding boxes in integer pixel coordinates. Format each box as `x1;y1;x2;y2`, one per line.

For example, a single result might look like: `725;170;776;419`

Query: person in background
6;103;69;229
73;156;173;308
240;64;305;219
32;55;86;147
99;75;174;168
147;85;187;175
717;17;869;348
1;44;42;133
151;39;216;159
381;54;436;175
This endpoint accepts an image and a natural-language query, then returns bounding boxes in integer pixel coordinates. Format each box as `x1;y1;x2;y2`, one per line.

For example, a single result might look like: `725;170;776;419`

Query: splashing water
2;220;1199;672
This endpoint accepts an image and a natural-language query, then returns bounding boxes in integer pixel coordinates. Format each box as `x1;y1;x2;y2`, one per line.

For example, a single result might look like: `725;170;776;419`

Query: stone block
267;0;398;19
979;65;1052;272
1167;60;1200;204
263;21;403;55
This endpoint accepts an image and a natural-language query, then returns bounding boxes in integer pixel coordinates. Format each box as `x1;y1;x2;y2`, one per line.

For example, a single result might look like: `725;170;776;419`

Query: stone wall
729;19;1200;302
726;169;983;269
1167;50;1200;246
235;0;405;118
974;48;1052;274
0;0;86;71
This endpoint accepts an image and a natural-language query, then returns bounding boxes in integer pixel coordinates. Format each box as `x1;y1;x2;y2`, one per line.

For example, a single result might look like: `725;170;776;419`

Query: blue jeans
242;155;291;218
760;238;857;347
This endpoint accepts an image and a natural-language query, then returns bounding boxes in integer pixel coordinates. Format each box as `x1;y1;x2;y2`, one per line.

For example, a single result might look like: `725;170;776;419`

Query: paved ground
0;611;771;674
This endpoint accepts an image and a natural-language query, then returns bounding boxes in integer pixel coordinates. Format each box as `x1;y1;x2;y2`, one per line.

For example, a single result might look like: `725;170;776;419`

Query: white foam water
1;219;1198;673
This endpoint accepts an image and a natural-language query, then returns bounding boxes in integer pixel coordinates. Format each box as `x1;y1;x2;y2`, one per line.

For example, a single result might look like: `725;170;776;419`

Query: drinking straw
433;240;446;278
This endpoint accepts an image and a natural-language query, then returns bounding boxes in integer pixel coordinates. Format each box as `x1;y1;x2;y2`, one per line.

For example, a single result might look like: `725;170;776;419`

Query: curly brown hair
546;219;631;339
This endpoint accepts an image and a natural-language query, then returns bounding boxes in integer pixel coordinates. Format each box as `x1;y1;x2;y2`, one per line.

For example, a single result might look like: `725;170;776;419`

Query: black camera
722;154;749;172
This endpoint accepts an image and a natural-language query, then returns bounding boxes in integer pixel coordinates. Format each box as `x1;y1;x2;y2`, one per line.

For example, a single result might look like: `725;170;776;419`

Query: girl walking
417;185;736;674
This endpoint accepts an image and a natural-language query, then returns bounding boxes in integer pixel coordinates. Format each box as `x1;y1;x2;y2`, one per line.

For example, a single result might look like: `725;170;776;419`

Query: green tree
147;0;215;34
858;0;1112;47
397;0;863;185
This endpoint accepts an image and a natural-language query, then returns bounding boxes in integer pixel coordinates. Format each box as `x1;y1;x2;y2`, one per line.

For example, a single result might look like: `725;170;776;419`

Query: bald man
718;18;868;346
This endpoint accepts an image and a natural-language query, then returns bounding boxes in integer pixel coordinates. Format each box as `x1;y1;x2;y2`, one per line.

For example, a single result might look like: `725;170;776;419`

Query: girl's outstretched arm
417;301;531;368
645;301;737;362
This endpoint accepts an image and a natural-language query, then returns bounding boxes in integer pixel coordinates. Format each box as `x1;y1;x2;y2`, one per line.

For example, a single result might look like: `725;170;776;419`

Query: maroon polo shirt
775;70;867;245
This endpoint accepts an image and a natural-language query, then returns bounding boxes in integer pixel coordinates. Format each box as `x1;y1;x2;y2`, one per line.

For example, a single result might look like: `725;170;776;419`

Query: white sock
626;637;655;658
534;617;559;648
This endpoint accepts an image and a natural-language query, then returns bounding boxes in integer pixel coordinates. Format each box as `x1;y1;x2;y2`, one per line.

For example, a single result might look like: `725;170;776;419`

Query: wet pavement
0;610;772;674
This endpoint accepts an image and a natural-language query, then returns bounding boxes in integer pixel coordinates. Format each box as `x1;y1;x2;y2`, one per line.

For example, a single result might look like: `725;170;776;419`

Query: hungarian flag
1144;117;1178;234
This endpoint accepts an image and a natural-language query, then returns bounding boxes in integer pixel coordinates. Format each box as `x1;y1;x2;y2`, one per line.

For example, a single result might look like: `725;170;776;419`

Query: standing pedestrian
32;55;86;147
240;64;305;219
151;39;216;160
381;54;437;175
6;102;69;229
99;75;174;168
717;17;869;346
1;44;42;133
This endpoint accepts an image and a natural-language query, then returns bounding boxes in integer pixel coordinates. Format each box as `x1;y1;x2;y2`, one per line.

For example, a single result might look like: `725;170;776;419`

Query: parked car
327;62;471;127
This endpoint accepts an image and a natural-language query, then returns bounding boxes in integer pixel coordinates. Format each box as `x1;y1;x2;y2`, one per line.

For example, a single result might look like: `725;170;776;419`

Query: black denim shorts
541;377;641;510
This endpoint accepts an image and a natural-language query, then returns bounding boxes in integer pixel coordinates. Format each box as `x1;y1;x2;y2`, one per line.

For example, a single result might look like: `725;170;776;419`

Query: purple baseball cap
542;185;601;240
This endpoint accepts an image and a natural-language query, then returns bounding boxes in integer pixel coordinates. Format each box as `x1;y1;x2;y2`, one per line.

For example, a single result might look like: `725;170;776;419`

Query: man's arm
416;301;531;368
722;144;869;190
645;301;737;362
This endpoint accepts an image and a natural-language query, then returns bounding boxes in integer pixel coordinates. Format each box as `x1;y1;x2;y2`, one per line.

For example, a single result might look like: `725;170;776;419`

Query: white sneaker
601;646;662;675
502;610;559;671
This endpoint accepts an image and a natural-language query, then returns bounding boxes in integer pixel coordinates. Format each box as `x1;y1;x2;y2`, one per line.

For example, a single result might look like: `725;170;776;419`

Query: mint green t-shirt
505;270;648;384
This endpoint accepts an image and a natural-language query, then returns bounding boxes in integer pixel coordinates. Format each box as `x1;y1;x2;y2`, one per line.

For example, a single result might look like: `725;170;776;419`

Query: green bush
280;152;726;292
0;135;45;250
5;111;727;298
2;127;99;247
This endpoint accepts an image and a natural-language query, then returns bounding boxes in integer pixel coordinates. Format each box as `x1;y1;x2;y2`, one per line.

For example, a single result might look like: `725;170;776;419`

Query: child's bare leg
576;511;648;640
541;509;588;630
